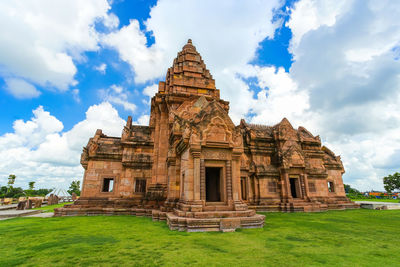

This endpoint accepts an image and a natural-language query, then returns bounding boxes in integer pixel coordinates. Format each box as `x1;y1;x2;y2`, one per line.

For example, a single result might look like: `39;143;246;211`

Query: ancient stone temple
55;40;358;231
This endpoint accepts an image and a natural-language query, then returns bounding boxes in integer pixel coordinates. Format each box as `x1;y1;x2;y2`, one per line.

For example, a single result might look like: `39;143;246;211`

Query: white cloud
99;84;136;112
135;114;150;126
285;0;400;190
72;89;81;103
102;19;165;83
95;63;107;74
0;103;125;189
0;0;116;96
238;65;310;127
143;83;158;98
4;78;41;99
286;0;350;55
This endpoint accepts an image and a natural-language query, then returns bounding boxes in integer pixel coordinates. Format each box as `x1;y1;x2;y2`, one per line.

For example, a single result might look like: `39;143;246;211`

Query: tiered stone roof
157;39;220;99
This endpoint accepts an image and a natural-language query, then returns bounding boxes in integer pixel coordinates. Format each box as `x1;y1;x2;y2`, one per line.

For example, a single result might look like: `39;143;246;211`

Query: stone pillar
156;105;169;185
245;176;251;201
81;169;87;196
193;156;201;201
254;178;259;202
175;157;181;200
302;173;310;200
226;160;233;200
284;171;292;200
200;159;205;200
299;174;305;199
180;171;185;200
151;108;161;185
167;159;177;200
231;155;241;201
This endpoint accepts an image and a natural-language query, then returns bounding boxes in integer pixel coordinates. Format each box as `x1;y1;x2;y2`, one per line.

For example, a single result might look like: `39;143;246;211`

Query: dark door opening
206;167;221;202
289;178;298;198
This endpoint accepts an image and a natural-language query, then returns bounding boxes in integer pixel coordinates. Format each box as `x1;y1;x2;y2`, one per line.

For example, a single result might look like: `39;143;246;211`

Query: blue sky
0;0;399;191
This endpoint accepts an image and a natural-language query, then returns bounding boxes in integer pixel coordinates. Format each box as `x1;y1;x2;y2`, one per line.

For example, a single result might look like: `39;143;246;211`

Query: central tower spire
157;39;220;99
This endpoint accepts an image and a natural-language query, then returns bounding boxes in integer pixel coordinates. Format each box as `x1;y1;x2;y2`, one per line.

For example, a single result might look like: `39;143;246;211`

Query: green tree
5;187;24;198
383;172;400;193
7;174;16;187
28;181;35;190
344;184;360;194
67;180;81;196
35;188;52;196
0;186;7;198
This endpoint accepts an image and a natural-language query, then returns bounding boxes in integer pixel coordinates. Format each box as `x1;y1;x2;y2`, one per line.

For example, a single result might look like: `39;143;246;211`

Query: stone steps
54;207;153;217
202;205;235;211
166;212;265;232
173;208;256;218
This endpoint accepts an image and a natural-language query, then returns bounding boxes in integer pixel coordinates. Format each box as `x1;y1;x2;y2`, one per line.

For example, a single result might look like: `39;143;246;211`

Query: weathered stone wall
81;160;123;198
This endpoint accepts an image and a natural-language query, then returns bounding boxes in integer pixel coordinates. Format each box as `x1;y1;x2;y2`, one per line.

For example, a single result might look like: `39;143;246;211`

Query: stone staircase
165;206;265;232
54;197;158;217
248;197;359;213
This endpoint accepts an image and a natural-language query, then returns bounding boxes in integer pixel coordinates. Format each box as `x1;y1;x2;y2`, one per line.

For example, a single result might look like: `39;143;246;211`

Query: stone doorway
289;177;299;198
206;167;221;202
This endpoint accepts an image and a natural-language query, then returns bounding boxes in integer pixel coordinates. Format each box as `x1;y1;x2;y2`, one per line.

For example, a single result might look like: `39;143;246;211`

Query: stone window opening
102;178;114;192
328;181;335;193
135;179;146;193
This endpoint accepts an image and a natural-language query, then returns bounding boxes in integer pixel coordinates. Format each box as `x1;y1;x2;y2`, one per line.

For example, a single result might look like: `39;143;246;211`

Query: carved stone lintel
203;149;229;160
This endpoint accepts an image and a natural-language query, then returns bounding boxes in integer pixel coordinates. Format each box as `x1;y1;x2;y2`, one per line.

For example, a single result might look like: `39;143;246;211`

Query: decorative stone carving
203;116;232;143
203;149;230;160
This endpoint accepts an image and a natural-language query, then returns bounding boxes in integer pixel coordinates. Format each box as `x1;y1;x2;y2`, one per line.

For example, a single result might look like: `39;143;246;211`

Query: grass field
1;209;399;266
350;198;400;203
32;202;73;213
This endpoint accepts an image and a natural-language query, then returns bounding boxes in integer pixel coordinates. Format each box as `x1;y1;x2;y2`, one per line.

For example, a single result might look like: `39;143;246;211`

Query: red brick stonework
55;40;358;232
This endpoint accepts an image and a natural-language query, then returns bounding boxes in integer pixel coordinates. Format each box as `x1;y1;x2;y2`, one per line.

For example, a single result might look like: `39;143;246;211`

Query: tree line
1;174;81;198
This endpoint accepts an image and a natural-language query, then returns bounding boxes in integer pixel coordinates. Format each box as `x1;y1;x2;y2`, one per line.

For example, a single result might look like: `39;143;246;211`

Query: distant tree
383;172;400;193
344;184;360;194
35;188;52;196
68;180;81;196
5;186;24;198
28;181;35;190
7;174;16;187
0;186;7;198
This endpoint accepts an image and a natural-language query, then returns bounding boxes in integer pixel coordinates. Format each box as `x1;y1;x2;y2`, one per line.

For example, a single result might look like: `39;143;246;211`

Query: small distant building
56;40;358;231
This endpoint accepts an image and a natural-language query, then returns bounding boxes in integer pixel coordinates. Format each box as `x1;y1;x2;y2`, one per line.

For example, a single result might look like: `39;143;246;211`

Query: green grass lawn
1;209;399;266
350;198;400;203
32;202;73;213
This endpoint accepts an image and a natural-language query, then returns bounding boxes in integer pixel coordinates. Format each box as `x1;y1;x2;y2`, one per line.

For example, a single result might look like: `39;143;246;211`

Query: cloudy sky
0;0;399;191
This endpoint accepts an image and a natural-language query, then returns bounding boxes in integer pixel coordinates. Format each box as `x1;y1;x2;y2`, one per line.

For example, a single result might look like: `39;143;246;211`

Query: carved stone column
302;173;310;200
231;153;241;201
226;160;233;200
200;159;205;200
166;157;176;200
299;174;305;199
192;151;201;201
282;170;292;200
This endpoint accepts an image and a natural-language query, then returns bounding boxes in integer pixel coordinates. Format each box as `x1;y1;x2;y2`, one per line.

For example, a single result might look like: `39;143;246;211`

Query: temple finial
187;39;192;44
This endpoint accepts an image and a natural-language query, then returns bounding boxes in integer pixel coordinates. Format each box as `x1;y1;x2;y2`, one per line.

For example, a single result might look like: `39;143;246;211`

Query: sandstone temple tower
56;40;358;232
